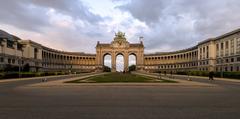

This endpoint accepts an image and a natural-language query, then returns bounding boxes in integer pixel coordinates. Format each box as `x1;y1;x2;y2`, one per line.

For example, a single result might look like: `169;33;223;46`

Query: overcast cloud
1;0;240;54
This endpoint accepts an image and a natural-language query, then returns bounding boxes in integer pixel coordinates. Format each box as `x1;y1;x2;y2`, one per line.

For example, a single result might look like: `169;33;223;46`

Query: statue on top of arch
111;31;129;48
114;31;126;41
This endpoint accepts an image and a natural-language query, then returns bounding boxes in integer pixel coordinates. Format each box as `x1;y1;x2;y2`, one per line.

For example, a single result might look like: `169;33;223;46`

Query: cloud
116;0;240;52
1;0;240;55
117;0;172;25
0;0;50;32
30;0;103;24
0;0;103;32
0;0;109;53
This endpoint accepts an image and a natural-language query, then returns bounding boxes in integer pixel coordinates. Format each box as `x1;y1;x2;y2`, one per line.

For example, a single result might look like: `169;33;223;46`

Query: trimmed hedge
175;71;240;79
0;71;68;79
217;72;240;79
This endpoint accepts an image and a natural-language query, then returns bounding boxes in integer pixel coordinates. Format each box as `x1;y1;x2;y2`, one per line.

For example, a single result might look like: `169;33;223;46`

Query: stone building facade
144;29;240;73
1;28;240;73
96;32;144;72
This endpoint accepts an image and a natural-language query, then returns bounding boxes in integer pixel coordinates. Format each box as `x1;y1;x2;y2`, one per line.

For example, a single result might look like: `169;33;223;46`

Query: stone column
95;50;100;71
124;53;129;72
136;53;144;71
111;53;116;72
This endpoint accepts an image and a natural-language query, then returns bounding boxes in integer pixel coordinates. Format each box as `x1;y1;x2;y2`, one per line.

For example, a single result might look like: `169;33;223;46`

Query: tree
3;64;19;72
4;64;12;72
23;63;30;72
103;65;111;72
128;65;136;72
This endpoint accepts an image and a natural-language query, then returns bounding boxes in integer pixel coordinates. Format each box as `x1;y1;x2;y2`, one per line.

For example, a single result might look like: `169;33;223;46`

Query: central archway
116;54;124;72
96;31;144;72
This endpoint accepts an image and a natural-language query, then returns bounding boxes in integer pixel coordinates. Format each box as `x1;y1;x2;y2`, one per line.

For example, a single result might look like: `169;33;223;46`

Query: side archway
102;53;112;72
128;53;137;71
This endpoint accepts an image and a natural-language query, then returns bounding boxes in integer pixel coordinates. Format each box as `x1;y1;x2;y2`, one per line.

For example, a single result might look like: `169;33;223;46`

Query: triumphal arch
96;32;144;72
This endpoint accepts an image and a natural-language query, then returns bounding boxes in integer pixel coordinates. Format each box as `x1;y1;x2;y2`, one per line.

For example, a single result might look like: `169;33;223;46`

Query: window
225;67;228;72
231;58;234;62
7;40;14;48
226;59;229;63
12;59;15;64
221;42;224;50
237;57;240;62
230;39;234;55
226;41;229;49
8;59;11;64
0;57;3;62
237;38;240;54
17;43;23;50
34;48;38;59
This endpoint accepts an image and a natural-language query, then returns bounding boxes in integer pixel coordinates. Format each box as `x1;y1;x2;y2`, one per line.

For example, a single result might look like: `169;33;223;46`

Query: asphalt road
0;74;240;119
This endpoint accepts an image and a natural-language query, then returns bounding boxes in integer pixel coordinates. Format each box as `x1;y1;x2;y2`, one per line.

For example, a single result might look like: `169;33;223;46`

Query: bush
221;72;240;79
44;72;56;76
55;72;65;75
20;72;36;78
174;71;240;79
103;65;111;72
128;65;136;72
0;71;70;79
2;72;19;79
22;63;30;72
4;64;19;72
0;73;4;79
176;71;188;75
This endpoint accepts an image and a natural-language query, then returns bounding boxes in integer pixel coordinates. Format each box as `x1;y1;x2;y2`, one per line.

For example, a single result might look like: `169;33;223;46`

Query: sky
1;0;240;71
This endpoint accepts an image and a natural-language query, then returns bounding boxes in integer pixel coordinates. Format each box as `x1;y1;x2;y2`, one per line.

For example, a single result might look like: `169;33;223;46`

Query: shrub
44;72;55;76
176;71;187;75
103;65;111;72
2;72;19;79
222;72;240;79
20;72;36;78
0;73;4;79
22;63;30;72
128;65;136;72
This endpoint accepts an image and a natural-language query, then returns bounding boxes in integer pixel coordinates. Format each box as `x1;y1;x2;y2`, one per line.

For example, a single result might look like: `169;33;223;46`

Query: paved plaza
0;73;240;119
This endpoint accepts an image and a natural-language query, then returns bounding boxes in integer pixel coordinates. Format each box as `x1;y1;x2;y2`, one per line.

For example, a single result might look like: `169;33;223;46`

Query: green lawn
65;73;177;83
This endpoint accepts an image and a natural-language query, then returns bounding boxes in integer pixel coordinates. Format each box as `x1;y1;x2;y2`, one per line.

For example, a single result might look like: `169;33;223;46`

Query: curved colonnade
1;29;240;73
